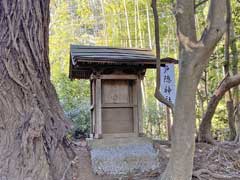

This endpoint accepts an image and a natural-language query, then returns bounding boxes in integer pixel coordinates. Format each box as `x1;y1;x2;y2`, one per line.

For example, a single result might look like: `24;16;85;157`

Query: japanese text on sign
160;64;176;105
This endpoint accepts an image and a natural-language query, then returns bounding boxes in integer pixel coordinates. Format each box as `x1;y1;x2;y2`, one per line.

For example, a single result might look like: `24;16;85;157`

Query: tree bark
224;0;236;140
161;66;199;180
230;24;240;143
235;103;240;143
198;74;240;143
160;0;227;179
0;1;73;180
227;100;236;140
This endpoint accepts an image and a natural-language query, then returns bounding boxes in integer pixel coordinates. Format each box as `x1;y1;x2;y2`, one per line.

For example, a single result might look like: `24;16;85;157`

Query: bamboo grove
49;0;240;142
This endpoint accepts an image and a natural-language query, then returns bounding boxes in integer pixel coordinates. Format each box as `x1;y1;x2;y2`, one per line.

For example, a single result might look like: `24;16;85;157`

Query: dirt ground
66;140;240;180
192;142;240;180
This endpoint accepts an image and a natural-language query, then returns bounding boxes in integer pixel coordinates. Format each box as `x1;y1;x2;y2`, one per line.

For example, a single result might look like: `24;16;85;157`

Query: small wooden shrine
69;45;177;139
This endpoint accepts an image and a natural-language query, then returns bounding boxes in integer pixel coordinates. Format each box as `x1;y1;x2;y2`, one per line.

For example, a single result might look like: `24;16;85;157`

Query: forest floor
191;142;240;180
67;139;240;180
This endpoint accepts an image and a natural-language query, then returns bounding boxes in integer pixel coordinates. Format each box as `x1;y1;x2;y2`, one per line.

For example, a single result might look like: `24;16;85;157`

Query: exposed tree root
193;142;240;180
193;169;240;179
197;133;218;145
60;156;78;180
234;134;240;144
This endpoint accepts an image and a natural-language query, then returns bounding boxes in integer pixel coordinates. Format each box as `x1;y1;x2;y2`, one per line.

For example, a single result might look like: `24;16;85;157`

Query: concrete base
87;137;160;176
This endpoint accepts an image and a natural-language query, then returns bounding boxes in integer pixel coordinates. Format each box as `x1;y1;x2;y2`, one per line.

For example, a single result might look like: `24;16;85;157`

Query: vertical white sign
160;64;176;105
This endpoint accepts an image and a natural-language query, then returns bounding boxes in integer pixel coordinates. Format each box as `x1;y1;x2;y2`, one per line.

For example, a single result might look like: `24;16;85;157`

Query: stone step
87;137;160;176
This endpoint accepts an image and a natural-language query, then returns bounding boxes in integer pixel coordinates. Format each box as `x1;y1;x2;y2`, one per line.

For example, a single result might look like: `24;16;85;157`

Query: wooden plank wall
90;73;144;138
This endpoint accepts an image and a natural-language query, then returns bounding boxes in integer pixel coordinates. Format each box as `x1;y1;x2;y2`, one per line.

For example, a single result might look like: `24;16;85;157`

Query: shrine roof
69;45;177;79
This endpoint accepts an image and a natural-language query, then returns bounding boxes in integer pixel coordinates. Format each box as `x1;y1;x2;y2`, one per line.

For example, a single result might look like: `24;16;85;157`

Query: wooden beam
100;74;138;80
102;103;137;108
102;133;138;139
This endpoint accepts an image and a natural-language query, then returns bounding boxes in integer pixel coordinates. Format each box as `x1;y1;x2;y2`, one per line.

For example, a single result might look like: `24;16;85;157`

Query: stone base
87;137;160;176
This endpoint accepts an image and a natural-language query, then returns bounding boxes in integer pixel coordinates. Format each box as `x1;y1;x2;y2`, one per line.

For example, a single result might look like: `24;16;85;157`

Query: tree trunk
161;63;199;180
160;0;227;179
136;0;143;48
224;0;236;140
151;0;174;110
235;103;240;142
231;25;240;143
0;1;73;180
146;2;152;49
134;0;138;47
227;100;236;140
100;0;108;45
198;74;240;143
199;2;239;143
123;0;132;48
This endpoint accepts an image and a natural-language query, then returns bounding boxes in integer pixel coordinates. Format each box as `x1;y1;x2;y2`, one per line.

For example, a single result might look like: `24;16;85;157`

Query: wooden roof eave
72;57;178;67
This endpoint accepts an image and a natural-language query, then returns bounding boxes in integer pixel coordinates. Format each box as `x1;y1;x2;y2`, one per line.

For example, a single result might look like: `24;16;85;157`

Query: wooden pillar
133;80;138;134
137;78;143;134
95;78;102;138
90;80;93;135
91;79;96;137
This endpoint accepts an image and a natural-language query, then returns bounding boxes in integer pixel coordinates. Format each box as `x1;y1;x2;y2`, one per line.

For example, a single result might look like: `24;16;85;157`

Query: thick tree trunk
0;1;73;180
160;0;227;179
161;65;198;180
160;1;199;179
198;74;240;143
